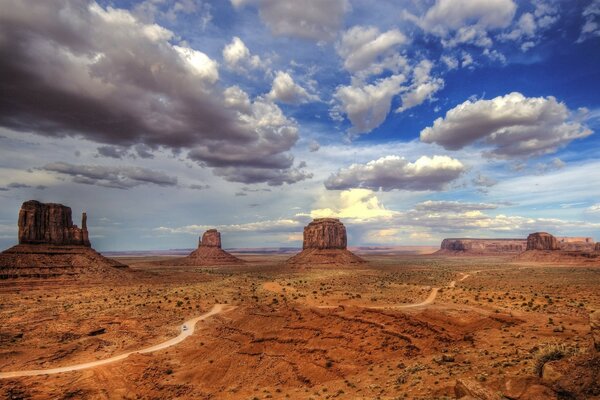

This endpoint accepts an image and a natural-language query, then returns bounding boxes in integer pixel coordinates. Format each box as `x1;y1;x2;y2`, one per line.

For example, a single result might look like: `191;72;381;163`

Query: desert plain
1;252;599;400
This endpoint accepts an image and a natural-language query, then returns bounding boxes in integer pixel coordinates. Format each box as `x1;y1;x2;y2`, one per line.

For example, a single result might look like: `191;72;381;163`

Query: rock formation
556;237;595;252
0;200;127;279
596;242;600;252
526;232;560;251
286;218;364;265
163;229;244;266
438;238;526;255
18;200;90;246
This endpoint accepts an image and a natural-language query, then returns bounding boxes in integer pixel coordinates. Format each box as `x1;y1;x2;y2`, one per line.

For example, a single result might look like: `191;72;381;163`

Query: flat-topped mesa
200;229;221;248
557;236;596;251
526;232;559;251
18;200;90;246
287;219;364;265
439;238;526;254
303;218;347;250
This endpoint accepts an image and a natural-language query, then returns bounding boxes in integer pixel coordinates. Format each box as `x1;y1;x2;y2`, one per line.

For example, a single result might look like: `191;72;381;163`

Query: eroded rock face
596;243;600;252
303;218;347;250
527;232;559;251
200;229;221;248
18;200;90;246
440;238;526;254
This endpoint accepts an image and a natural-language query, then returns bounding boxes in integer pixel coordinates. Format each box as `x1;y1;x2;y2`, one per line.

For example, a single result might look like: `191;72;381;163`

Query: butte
517;232;600;264
286;218;365;265
163;229;244;266
0;200;127;279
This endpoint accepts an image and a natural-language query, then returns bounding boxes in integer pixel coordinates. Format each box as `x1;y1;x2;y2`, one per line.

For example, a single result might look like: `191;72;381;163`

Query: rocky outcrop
18;200;90;246
161;229;244;266
200;229;221;248
596;242;600;252
1;200;127;279
303;218;347;250
287;219;364;265
438;238;526;254
557;237;595;252
526;232;560;251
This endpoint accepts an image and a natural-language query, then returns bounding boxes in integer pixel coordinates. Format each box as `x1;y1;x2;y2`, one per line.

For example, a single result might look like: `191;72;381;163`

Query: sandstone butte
519;232;600;263
286;218;364;265
0;200;127;279
164;229;244;266
437;238;527;255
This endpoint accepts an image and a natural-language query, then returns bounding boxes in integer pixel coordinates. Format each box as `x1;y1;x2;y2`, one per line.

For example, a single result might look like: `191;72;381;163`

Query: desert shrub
533;343;577;376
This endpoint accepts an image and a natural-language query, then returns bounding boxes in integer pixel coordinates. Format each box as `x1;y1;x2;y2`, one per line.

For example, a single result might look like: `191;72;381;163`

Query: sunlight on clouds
309;189;396;221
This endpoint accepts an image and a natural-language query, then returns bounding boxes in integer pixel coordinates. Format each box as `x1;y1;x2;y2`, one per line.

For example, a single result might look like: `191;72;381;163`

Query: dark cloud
42;162;178;189
97;146;129;159
0;182;46;191
189;184;210;190
0;0;304;185
213;165;313;186
324;155;465;191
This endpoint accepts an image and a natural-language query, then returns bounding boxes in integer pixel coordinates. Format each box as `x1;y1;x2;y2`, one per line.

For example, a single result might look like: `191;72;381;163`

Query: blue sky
0;0;599;251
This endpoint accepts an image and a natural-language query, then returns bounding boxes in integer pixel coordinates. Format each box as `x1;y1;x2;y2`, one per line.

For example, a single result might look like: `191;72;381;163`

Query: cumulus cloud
405;0;517;48
0;0;305;185
420;92;592;158
308;189;396;221
42;162;178;189
500;3;559;51
336;26;408;77
578;0;600;42
324;155;466;191
232;0;350;42
267;71;318;105
333;74;406;137
222;36;268;74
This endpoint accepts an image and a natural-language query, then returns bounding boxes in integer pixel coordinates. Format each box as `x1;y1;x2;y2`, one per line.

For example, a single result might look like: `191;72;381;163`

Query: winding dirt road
0;304;234;379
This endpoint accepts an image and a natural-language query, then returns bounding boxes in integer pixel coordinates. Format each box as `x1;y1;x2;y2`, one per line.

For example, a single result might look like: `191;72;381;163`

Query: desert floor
1;254;599;399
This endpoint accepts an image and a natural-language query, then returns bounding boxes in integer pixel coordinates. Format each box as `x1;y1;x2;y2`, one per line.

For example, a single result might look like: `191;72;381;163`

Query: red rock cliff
526;232;559;251
200;229;221;248
18;200;90;246
303;218;347;250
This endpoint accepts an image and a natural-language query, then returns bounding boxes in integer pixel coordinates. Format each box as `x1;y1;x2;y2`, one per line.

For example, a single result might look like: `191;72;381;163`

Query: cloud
420;92;592;158
472;173;498;188
97;145;129;159
336;26;408;77
587;203;600;213
396;59;444;113
0;0;304;185
0;182;47;191
267;71;318;105
155;218;303;234
42;162;178;189
324;155;466;191
232;0;350;42
333;74;406;137
405;0;517;48
308;140;320;152
414;200;498;212
308;189;396;221
577;0;600;42
499;3;559;50
222;36;268;74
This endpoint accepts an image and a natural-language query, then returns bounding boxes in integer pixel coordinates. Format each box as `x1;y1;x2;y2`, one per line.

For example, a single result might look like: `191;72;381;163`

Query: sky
0;0;599;251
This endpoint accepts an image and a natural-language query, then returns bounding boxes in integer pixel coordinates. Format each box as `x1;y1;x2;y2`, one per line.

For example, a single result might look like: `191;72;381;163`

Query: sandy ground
0;254;598;399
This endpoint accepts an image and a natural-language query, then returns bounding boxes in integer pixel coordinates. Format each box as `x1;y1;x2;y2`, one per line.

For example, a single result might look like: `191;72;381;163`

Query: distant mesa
518;232;600;263
161;229;244;266
0;200;127;279
437;238;526;255
526;232;560;251
286;218;365;265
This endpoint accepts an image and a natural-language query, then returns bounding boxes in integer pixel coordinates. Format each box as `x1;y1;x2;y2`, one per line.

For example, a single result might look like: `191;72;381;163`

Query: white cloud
222;36;268;74
333;74;406;137
232;0;350;42
308;189;396;221
396;59;444;112
420;92;592;158
155;218;303;234
578;0;600;42
406;0;517;48
336;26;408;76
324;155;466;191
267;71;318;105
